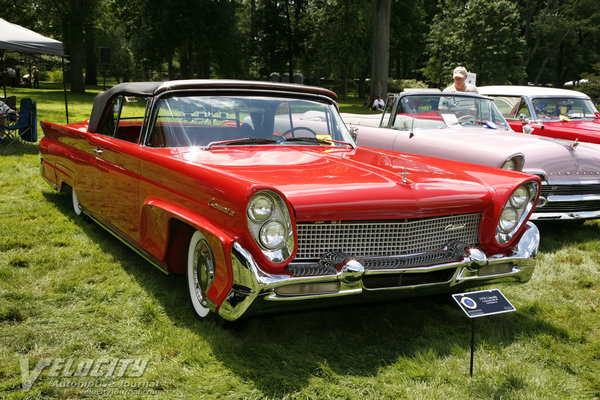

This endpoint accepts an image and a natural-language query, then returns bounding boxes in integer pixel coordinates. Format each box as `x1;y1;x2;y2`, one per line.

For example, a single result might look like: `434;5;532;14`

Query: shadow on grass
43;190;575;396
0;140;39;155
536;220;600;252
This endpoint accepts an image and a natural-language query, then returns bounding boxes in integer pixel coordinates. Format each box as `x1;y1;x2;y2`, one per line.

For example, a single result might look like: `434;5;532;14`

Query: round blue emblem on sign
461;296;477;310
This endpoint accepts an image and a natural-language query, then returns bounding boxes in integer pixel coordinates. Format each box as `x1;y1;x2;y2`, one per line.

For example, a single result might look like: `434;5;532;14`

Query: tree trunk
69;0;86;93
84;25;97;85
368;0;391;108
284;0;294;79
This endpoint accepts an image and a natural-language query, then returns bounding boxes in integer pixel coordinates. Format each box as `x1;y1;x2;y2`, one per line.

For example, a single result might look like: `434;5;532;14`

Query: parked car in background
342;91;600;222
478;85;600;144
39;80;541;321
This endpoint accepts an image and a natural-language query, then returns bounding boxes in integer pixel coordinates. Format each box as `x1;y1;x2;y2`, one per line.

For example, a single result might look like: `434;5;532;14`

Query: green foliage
518;0;600;86
2;0;600;97
424;0;525;88
580;62;600;101
389;0;429;80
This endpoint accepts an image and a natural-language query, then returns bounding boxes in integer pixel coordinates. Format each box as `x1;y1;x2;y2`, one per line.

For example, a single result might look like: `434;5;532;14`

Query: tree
389;0;428;80
301;0;370;97
519;0;600;86
368;0;391;106
424;0;524;87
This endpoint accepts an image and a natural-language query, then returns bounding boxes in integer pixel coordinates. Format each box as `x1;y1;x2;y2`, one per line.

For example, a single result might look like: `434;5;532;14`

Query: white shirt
372;98;385;111
443;83;479;93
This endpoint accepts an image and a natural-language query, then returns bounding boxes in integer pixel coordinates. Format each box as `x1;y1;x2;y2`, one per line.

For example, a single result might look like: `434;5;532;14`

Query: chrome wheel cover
187;231;214;318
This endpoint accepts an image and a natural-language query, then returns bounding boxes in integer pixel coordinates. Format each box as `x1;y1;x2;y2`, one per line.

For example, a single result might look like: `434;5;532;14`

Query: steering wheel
282;126;318;138
457;115;475;124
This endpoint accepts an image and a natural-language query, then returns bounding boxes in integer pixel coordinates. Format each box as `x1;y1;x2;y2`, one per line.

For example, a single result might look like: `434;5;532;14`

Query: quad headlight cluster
247;190;295;263
496;181;539;244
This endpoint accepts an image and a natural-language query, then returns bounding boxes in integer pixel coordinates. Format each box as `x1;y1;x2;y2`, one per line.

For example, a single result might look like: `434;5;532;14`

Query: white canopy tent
0;18;64;56
0;18;69;122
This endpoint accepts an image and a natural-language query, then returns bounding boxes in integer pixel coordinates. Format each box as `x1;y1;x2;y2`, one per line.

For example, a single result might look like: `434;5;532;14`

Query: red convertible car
39;80;540;321
479;85;600;144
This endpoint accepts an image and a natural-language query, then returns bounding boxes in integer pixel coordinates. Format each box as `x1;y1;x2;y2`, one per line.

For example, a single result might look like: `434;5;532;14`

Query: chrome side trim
83;209;169;275
217;223;539;321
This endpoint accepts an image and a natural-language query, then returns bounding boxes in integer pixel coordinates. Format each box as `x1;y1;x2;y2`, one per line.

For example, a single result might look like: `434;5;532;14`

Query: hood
176;146;499;221
411;127;600;182
537;118;600;138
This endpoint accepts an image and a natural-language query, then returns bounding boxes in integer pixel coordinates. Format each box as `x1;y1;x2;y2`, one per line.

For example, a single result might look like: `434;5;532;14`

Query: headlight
260;221;286;249
496;181;538;244
247;190;295;263
247;194;274;222
509;186;529;208
498;208;519;233
501;159;515;170
501;154;525;171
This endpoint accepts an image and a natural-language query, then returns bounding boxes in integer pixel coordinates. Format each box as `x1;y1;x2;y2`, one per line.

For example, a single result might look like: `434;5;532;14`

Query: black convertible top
87;80;338;133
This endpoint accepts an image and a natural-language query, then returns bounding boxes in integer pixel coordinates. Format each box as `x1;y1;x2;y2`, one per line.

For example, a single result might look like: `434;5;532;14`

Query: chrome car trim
541;179;600;186
216;223;539;321
294;213;481;261
209;198;236;216
545;194;600;202
532;210;600;220
83;209;170;275
531;182;600;219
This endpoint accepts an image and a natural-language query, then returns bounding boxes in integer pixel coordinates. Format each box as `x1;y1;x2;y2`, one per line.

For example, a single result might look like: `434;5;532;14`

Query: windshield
391;94;510;131
531;97;598;120
146;95;354;148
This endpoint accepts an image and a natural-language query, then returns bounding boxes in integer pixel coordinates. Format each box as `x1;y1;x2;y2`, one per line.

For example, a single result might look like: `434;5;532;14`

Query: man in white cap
443;66;478;93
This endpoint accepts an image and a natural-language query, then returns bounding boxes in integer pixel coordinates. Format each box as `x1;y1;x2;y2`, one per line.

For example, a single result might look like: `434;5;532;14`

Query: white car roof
479;85;590;99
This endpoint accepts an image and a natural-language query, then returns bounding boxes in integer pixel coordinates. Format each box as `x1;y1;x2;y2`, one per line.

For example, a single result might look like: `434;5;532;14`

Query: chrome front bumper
217;223;540;321
532;181;600;221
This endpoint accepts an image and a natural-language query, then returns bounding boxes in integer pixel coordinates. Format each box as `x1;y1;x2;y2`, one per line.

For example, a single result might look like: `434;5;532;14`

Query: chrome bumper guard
217;223;539;321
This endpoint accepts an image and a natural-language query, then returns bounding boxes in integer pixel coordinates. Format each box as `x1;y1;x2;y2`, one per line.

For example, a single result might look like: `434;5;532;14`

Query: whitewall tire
72;187;83;216
187;230;215;319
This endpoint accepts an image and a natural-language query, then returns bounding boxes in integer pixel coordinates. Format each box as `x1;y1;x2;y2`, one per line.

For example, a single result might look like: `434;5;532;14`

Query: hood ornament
400;167;412;184
570;138;579;150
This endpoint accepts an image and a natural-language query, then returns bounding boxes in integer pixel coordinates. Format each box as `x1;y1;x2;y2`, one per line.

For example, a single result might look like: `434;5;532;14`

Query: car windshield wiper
276;136;355;149
205;137;278;150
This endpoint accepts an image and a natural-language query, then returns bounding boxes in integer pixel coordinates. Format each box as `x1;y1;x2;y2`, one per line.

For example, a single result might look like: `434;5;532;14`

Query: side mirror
519;114;530;124
349;126;358;141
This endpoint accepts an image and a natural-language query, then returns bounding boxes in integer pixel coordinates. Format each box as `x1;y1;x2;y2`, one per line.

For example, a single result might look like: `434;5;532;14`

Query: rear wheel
187;230;215;319
71;187;82;216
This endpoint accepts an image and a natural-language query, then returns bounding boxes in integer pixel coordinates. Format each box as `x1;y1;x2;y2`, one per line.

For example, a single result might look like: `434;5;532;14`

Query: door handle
93;148;104;155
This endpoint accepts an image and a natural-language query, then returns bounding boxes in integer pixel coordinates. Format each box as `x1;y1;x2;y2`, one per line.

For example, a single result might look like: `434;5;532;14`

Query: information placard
452;289;515;318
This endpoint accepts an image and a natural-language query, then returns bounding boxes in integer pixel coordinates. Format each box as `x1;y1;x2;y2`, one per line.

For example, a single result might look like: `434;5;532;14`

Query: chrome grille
541;183;600;196
536;200;600;213
295;213;481;261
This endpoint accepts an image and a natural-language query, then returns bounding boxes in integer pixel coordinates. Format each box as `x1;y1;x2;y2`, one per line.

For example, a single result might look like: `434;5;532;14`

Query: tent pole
1;52;6;98
62;56;69;124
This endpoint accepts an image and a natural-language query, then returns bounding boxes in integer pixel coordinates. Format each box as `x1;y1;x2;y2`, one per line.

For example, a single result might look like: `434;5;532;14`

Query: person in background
7;67;16;87
372;95;385;111
443;66;478;93
0;99;18;143
32;66;40;89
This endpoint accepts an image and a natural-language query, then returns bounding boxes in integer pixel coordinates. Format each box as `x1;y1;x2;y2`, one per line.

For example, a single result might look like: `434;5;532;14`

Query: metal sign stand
470;319;475;377
452;289;516;377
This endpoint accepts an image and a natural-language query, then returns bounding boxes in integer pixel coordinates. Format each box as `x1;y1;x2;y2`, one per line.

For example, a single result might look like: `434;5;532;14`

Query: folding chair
5;98;36;146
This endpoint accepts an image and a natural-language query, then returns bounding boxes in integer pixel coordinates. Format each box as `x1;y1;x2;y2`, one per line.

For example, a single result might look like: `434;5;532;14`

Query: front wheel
187;230;215;319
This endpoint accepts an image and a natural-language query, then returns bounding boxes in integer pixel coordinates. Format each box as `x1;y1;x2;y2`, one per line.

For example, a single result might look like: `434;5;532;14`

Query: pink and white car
479;85;600;145
343;91;600;222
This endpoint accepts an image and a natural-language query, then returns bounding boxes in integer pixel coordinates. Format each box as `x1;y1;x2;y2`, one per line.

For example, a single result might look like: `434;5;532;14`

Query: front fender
140;197;236;308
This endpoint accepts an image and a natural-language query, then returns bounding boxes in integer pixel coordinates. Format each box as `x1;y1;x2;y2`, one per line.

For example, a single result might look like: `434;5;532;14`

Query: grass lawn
0;83;599;399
